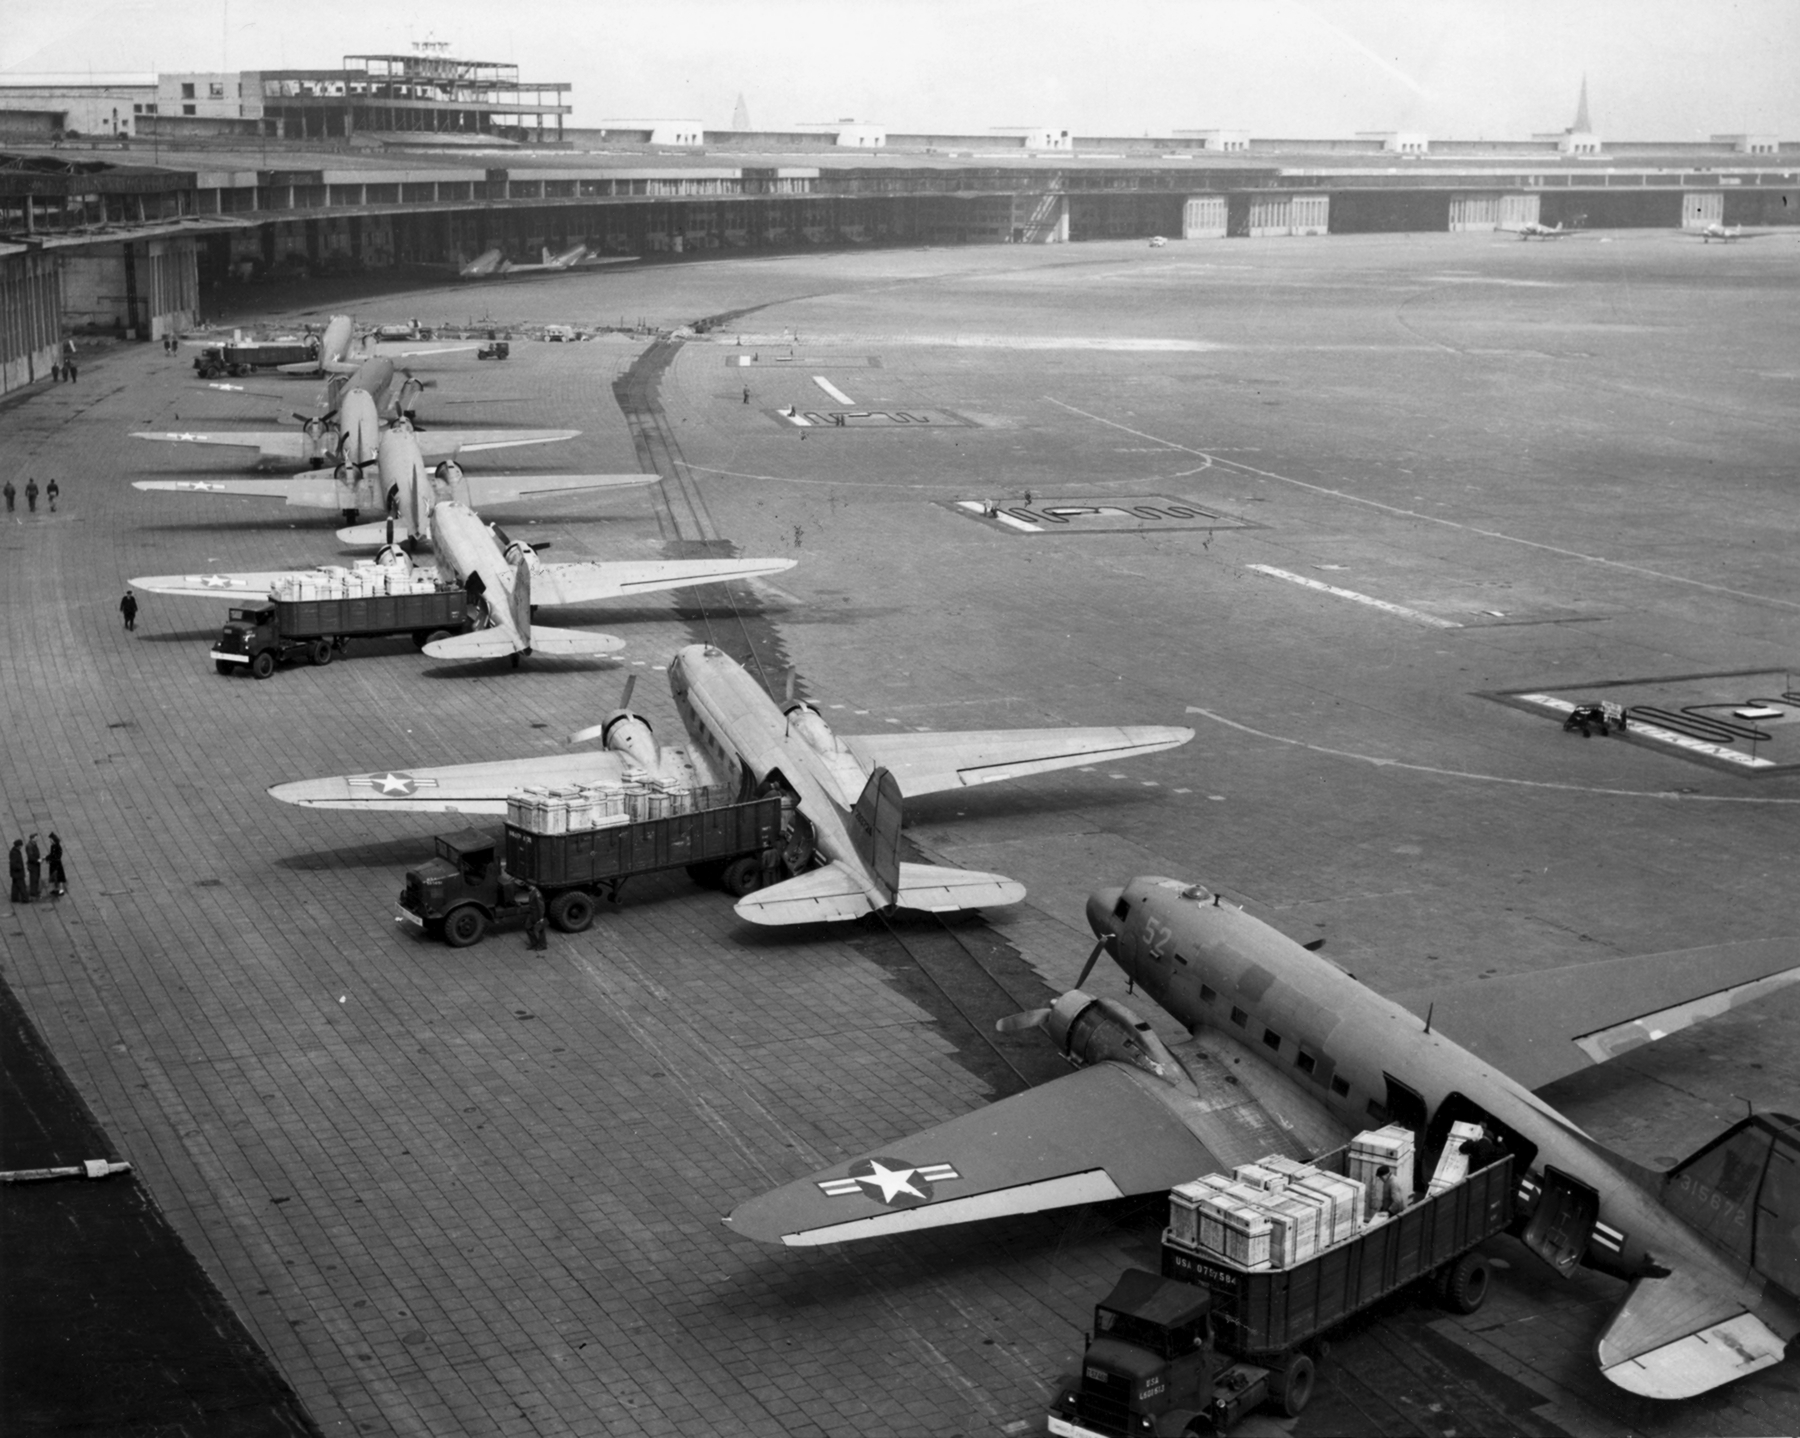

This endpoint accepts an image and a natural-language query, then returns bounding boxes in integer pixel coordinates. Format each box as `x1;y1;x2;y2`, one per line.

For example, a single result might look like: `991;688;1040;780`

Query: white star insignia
817;1156;960;1208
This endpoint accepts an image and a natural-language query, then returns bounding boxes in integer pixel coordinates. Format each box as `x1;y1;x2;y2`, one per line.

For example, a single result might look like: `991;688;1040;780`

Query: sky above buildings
3;0;1794;140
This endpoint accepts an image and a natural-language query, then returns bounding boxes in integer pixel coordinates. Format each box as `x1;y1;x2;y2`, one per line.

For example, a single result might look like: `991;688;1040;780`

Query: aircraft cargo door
1521;1167;1600;1277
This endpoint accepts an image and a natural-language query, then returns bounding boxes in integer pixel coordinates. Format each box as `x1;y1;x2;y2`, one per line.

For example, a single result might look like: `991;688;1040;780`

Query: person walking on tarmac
120;591;138;631
24;478;38;513
8;840;26;904
3;479;14;512
523;883;548;951
46;833;67;898
46;479;59;512
24;833;41;900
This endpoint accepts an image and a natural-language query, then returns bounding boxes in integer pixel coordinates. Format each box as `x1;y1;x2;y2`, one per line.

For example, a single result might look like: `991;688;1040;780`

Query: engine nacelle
601;712;660;771
376;544;410;570
1046;991;1186;1084
783;702;844;756
501;539;540;571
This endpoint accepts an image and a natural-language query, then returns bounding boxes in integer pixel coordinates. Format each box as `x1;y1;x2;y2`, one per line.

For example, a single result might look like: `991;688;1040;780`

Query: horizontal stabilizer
725;1061;1225;1247
843;725;1195;797
530;556;796;608
1392;938;1800;1091
894;861;1025;914
733;863;878;926
337;520;415;547
422;625;624;661
1597;1272;1787;1398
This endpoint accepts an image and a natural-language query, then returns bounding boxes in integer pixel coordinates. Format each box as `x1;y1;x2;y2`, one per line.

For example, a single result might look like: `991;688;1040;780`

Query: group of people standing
2;477;59;513
8;833;67;904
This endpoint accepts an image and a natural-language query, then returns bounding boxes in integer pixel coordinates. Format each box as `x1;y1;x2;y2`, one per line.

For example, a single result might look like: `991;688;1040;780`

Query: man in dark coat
46;834;66;898
3;479;13;511
8;841;26;904
46;479;59;512
24;478;38;513
120;591;138;631
24;834;41;899
523;883;548;950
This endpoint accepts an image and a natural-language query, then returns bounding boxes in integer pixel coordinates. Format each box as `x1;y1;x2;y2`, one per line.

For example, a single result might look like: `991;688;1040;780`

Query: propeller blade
994;1007;1052;1035
1073;937;1108;991
568;721;609;744
785;670;797;704
619;674;636;711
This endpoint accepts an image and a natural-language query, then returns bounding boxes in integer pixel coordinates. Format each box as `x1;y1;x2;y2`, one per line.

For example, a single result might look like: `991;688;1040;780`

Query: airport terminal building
0;64;1793;392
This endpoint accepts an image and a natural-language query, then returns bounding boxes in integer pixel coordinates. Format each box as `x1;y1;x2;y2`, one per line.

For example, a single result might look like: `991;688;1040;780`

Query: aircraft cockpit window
1112;896;1131;920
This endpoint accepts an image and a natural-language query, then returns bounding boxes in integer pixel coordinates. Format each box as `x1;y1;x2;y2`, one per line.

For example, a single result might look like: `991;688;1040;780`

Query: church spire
1573;75;1592;133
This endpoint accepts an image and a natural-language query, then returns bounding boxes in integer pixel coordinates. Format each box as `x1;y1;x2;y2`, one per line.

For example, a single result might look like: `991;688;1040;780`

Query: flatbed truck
193;338;319;378
398;795;785;945
211;590;469;677
1048;1152;1514;1436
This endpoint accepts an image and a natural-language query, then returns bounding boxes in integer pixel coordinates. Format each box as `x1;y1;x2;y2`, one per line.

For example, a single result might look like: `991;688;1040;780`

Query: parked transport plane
727;875;1800;1400
266;645;1193;920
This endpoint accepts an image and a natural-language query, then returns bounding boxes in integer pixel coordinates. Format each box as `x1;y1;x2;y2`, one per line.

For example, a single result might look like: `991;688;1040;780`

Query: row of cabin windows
1206;984;1370;1113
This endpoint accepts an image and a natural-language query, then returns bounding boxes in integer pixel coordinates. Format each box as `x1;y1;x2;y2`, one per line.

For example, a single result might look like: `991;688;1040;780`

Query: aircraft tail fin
847;767;903;902
1662;1112;1800;1291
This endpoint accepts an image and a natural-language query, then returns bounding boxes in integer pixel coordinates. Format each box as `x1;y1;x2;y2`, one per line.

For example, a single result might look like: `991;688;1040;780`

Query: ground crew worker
1459;1126;1504;1172
46;479;59;512
1374;1164;1408;1217
46;833;66;898
24;834;41;899
742;386;751;404
24;478;38;512
8;840;26;904
523;883;548;951
120;591;138;631
3;480;14;511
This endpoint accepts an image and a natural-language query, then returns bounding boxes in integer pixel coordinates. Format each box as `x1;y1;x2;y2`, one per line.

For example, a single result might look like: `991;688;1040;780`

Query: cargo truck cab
399;830;509;948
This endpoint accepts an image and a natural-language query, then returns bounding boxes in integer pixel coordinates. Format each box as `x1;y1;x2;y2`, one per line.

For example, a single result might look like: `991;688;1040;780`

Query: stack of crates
1165;1153;1369;1271
506;785;631;834
271;565;446;602
1349;1125;1416;1218
1166;1175;1274;1270
1428;1120;1486;1196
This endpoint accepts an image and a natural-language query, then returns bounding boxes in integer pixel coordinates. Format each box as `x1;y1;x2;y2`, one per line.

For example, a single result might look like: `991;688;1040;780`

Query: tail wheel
1272;1352;1315;1418
1442;1252;1491;1314
548;890;595;933
310;639;334;666
442;905;488;948
721;857;764;897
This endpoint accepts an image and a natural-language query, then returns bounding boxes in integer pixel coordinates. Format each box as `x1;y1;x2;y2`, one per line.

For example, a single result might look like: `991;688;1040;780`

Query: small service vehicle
192;337;320;378
399;794;785;946
477;340;510;360
1049;1142;1513;1436
211;587;469;678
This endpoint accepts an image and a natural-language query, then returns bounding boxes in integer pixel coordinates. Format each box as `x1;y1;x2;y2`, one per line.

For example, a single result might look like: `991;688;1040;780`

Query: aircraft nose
1087;887;1123;941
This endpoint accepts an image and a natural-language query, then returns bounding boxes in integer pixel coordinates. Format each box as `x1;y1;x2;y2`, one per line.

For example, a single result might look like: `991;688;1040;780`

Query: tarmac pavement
3;230;1799;1435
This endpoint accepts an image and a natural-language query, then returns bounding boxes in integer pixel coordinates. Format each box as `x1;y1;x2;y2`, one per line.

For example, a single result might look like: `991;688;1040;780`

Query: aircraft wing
841;726;1195;797
131;570;303;600
725;1060;1229;1247
1388;937;1800;1092
374;341;480;359
134;477;341;508
411;429;579;462
1596;1270;1787;1398
460;473;657;506
268;750;639;813
131;429;311;461
529;557;796;608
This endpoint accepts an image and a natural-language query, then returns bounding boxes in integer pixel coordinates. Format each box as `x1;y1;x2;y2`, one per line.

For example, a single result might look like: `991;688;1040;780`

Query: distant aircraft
1695;223;1775;243
458;244;590;278
272;314;478;376
268;646;1194;920
133;489;796;668
1506;219;1579;240
727;875;1800;1400
134;419;643;529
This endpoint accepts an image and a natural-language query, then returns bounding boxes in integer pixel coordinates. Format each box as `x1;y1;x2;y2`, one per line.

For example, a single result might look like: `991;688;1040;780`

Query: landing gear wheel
1442;1252;1491;1314
721;856;764;898
310;639;334;666
548;890;595;933
442;905;488;948
215;660;236;676
685;860;727;889
249;650;276;680
1272;1352;1315;1418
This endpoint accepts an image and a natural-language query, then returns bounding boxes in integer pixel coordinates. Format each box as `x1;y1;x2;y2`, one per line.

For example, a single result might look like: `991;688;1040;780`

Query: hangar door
1183;196;1226;239
1450;194;1501;231
1498;194;1540;230
1683;192;1724;228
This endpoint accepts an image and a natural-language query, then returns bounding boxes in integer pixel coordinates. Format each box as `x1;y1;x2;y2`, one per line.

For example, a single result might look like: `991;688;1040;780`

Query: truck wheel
310;639;334;666
442;905;488;948
549;890;595;933
1272;1352;1315;1418
215;660;236;676
425;629;452;648
411;630;433;651
685;860;726;889
1442;1252;1491;1314
249;650;276;680
721;856;764;897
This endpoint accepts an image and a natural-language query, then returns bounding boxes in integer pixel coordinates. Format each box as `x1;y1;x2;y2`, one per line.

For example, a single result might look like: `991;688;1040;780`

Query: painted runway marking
1247;564;1462;629
813;376;855;405
1048;399;1800;615
1184;706;1800;803
1514;693;1775;769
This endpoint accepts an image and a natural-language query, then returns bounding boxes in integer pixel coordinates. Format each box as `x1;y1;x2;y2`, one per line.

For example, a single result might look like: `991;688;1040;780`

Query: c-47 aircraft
274;313;479;375
133;491;794;667
266;645;1193;920
1506;219;1579;240
458;244;589;278
727;875;1800;1400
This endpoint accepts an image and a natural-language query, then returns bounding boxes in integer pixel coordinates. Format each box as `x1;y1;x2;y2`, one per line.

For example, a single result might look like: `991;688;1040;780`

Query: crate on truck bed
1049;1142;1514;1437
398;793;785;946
211;574;468;678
